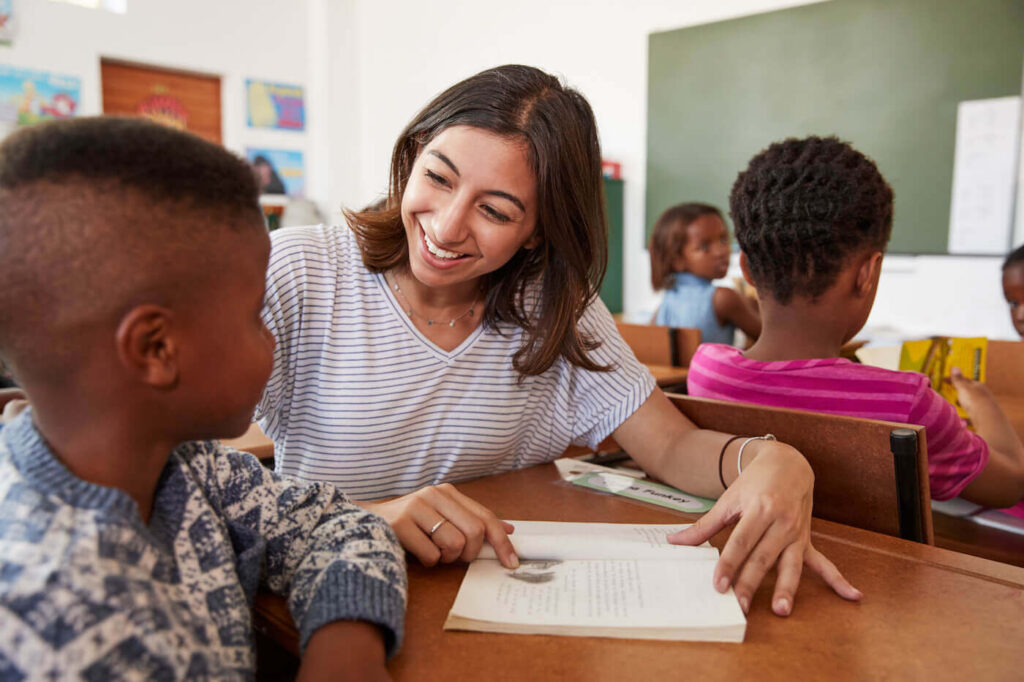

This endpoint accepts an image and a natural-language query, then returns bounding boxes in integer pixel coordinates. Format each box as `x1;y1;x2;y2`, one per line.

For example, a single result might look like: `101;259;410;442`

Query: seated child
0;117;406;678
1002;244;1024;338
688;136;1024;509
649;203;760;345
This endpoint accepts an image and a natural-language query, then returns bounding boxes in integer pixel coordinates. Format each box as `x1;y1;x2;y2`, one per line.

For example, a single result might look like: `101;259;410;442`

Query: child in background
649;203;760;345
1002;244;1024;338
688;136;1024;509
0;118;406;679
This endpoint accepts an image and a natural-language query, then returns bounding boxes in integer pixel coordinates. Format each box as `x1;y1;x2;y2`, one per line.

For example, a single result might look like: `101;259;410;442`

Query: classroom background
3;0;1021;341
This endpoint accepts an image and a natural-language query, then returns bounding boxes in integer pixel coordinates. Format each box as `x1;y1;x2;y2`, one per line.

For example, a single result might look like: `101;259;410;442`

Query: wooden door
100;59;221;143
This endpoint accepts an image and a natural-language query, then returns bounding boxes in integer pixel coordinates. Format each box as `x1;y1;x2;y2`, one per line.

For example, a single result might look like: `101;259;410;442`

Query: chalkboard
646;0;1024;255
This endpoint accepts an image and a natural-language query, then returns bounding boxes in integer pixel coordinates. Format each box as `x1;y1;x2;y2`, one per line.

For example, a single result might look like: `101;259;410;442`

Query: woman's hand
363;484;519;569
667;441;862;616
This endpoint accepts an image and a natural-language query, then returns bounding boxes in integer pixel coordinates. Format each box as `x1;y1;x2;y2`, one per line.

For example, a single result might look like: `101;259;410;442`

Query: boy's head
1002;244;1024;338
730;136;893;306
648;203;730;290
0;116;273;439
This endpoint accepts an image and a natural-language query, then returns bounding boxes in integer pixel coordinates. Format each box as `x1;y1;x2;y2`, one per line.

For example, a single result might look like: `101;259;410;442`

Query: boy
0;117;406;679
688;136;1024;509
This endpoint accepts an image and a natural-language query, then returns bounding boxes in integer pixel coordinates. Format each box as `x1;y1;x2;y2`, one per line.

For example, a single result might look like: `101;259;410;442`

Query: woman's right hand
362;484;519;569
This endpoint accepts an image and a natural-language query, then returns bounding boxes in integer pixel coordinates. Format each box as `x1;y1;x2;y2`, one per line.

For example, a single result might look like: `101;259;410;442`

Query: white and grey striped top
256;225;655;499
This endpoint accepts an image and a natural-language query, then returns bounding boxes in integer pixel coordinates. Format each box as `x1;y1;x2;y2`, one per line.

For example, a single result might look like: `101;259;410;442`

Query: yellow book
899;337;987;421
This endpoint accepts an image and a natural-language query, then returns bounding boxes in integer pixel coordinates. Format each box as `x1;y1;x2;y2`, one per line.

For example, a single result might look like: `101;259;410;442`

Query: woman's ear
523;231;542;250
114;305;179;390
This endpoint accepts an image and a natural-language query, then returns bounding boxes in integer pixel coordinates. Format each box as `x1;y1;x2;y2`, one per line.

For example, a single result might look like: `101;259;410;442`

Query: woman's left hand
667;441;862;616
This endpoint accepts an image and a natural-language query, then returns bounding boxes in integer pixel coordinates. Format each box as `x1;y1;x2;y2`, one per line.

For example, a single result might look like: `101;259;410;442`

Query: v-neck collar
374;272;486;362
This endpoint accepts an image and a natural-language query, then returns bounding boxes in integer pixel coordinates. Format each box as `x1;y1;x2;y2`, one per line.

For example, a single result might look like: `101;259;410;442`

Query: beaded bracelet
718;435;745;491
737;434;777;477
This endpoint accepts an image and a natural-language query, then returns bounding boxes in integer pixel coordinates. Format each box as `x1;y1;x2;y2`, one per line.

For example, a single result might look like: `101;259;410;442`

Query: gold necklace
388;272;480;327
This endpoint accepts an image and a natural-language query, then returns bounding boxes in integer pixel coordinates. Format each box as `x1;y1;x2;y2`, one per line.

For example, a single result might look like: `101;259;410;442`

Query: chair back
616;322;701;367
668;395;933;543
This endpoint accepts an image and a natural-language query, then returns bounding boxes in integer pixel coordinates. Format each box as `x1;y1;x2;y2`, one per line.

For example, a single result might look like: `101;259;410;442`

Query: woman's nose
432;197;470;245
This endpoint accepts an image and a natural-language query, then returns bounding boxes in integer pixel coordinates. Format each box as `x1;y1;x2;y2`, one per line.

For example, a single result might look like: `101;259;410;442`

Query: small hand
365;484;518;568
667;442;861;616
947;366;994;418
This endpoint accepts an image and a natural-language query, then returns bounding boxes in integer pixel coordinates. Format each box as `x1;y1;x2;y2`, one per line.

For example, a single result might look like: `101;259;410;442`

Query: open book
899;336;987;421
444;521;746;643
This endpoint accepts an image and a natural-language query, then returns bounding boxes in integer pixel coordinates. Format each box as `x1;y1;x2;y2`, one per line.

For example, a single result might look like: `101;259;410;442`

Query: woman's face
401;125;538;294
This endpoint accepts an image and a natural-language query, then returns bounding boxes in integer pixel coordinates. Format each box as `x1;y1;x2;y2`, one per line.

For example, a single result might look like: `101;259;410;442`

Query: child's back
649;203;760;345
689;136;1024;510
0;118;406;678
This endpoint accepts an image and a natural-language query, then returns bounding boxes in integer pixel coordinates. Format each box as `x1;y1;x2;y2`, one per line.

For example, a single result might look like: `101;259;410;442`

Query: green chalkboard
646;0;1024;255
600;177;624;314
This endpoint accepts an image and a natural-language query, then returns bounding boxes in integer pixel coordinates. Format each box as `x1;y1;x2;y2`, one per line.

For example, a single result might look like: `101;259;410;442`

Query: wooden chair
985;340;1024;395
667;395;933;544
615;322;701;367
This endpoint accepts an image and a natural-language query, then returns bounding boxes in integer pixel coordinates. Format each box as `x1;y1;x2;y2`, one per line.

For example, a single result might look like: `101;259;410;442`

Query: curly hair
346;65;609;378
1003;243;1024;271
648;202;724;290
729;136;893;304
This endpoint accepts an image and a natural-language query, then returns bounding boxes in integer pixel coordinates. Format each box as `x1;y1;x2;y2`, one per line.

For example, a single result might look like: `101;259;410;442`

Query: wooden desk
221;422;274;461
645;363;688;389
255;464;1024;680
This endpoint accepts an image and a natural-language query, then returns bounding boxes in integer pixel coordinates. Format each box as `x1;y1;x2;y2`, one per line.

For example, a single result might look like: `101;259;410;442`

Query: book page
448;558;745;636
477;521;719;561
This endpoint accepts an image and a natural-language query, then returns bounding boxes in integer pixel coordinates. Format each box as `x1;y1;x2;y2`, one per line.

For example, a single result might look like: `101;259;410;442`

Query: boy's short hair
1003;243;1024;271
729;136;893;304
0;116;262;381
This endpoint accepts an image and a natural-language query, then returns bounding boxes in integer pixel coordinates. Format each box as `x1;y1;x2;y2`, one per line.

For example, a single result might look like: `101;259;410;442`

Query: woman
257;65;860;616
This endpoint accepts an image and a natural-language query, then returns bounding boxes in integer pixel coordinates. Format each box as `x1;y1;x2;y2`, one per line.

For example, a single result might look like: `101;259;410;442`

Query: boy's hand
298;620;390;682
363;484;518;569
667;442;862;616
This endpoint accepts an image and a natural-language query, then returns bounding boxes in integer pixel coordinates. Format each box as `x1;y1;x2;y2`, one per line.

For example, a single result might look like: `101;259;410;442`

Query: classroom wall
341;0;1019;342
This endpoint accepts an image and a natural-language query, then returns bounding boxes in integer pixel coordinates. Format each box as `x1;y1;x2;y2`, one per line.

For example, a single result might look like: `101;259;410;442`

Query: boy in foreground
0;117;405;680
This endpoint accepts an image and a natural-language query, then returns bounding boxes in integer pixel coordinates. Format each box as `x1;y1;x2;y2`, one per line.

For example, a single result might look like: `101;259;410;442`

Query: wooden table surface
255;463;1024;681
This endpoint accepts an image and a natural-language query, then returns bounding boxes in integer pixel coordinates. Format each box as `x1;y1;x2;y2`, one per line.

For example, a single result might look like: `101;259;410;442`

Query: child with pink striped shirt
688;136;1024;509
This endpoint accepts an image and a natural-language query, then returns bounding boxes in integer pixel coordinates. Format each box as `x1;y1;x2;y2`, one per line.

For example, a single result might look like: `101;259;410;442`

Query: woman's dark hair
346;65;609;377
729;136;893;304
1003;243;1024;271
648;203;724;290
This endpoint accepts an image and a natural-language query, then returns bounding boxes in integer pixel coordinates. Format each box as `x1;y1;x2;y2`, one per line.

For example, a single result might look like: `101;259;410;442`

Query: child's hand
363;484;518;569
947;366;995;418
667;441;862;616
298;620;391;682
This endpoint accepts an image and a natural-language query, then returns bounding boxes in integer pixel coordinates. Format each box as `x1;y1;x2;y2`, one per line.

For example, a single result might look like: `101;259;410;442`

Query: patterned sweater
0;410;407;680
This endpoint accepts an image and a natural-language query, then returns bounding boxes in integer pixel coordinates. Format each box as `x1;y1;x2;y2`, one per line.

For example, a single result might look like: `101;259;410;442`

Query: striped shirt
688;343;989;501
256;225;655;499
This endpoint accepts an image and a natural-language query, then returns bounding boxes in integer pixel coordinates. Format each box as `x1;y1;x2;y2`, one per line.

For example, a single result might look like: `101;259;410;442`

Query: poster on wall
246;147;305;196
246;79;304;131
0;0;15;43
0;64;80;137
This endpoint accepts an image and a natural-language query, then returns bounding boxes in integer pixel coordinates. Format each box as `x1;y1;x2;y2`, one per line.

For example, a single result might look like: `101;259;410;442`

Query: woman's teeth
424;232;464;259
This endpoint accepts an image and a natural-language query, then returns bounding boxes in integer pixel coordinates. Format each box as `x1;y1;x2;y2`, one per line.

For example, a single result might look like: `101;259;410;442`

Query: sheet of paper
478;521;718;561
450;558;743;630
569;471;716;514
948;96;1021;254
553;456;646;480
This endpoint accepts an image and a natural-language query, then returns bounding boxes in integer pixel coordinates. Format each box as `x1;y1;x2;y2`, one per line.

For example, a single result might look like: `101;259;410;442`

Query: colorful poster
0;0;14;43
0;65;80;135
246;147;305;197
245;79;304;131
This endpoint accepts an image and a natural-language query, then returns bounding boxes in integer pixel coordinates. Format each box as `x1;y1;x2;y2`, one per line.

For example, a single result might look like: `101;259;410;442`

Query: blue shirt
655;272;736;345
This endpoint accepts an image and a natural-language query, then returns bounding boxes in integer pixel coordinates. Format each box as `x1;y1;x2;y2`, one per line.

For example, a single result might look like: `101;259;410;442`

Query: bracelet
737;434;777;477
718;435;744;491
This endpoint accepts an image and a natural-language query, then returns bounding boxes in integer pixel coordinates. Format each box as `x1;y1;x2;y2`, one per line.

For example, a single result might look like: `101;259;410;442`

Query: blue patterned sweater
0;410;406;680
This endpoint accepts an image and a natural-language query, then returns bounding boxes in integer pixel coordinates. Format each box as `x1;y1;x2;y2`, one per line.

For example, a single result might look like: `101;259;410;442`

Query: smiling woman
256;64;861;618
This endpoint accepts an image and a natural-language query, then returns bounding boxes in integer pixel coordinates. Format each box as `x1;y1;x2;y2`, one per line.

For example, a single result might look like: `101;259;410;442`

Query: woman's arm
612;388;861;616
713;287;761;340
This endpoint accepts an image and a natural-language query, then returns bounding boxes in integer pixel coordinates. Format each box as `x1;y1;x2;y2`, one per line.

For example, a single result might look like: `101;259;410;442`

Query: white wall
1;0;313;193
340;0;1019;342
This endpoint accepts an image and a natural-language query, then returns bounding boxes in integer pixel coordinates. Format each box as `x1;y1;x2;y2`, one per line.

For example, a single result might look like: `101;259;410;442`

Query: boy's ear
739;251;755;286
114;305;179;390
854;251;884;297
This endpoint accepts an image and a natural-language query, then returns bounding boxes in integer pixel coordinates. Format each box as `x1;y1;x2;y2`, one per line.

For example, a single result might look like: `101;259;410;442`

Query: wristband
718;435;744;491
737;434;777;477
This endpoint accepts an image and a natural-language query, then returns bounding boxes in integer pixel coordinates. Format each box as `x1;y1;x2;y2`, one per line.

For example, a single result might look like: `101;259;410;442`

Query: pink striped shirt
688;343;989;500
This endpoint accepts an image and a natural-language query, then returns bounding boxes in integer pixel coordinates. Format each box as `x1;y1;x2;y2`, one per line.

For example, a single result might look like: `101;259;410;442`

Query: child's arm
298;620;390;681
195;444;407;660
948;368;1024;508
713;287;762;339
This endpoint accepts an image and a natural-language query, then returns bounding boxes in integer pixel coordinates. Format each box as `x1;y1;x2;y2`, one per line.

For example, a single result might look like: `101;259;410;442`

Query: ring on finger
429;519;448;536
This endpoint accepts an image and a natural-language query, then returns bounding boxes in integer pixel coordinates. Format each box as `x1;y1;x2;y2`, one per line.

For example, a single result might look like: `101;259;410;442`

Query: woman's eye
425;170;450;187
481;204;511;223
